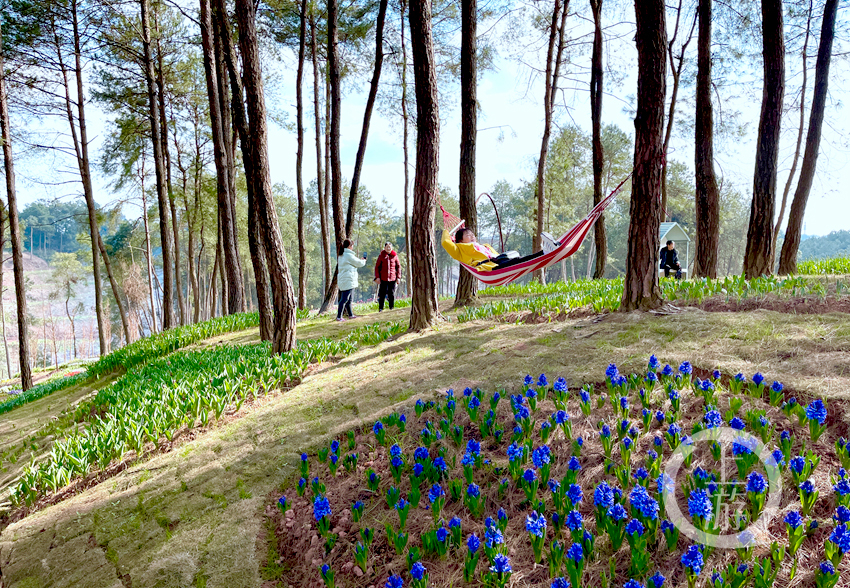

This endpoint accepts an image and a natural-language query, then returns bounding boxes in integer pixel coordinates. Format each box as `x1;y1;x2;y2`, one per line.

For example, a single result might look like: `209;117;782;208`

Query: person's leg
336;290;348;320
344;290;354;317
493;249;546;269
663;267;671;278
387;281;396;309
378;281;388;311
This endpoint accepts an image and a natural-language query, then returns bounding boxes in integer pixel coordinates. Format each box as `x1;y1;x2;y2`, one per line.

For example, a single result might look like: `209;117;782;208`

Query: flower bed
272;359;848;588
10;321;406;507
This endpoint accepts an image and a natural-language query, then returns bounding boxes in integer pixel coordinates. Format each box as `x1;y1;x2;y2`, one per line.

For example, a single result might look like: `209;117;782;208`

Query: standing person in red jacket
374;241;401;311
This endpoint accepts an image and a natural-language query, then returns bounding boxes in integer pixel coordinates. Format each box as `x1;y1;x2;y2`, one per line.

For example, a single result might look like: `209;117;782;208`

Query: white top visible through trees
337;249;366;292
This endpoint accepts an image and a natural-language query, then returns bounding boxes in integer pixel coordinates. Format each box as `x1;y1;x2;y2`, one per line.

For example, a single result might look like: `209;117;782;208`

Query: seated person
442;226;560;271
660;239;682;278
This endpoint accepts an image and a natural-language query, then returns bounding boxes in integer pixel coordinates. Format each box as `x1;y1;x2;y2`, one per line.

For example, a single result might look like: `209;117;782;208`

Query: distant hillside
798;230;850;260
1;251;49;272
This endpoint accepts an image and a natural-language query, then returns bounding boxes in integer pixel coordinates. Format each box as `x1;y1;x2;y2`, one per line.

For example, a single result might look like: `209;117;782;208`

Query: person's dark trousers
337;289;354;319
492;249;546;269
663;266;682;279
378;280;397;311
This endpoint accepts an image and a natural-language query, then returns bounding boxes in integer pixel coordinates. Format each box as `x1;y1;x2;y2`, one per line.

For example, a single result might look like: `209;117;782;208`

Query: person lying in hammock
442;227;560;271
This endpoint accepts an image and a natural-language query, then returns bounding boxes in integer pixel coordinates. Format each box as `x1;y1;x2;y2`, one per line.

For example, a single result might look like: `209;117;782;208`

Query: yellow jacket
441;230;499;271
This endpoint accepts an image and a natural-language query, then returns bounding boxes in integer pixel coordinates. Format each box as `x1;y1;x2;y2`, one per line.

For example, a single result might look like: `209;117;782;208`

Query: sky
11;5;850;239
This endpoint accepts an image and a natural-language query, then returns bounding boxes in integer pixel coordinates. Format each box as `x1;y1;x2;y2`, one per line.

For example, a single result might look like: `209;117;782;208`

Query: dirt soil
1;306;850;588
696;295;850;314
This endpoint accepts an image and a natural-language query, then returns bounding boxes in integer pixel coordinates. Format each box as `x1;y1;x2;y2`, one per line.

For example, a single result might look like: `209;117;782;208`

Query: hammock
440;174;630;287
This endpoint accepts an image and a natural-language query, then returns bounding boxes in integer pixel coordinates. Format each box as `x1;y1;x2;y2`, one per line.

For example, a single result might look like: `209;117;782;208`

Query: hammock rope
439;173;631;287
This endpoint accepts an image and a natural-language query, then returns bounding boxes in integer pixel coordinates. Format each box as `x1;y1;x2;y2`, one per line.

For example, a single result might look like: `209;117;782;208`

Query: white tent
659;222;690;278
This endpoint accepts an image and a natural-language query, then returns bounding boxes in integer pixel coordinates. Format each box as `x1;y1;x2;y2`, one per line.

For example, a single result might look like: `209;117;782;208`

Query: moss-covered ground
1;302;849;588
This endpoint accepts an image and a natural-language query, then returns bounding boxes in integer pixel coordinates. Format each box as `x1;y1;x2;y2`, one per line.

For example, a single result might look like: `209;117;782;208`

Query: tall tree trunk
154;18;186;326
620;0;666;312
589;0;607;279
534;0;569;283
140;0;174;329
778;0;838;275
660;0;696;221
96;232;130;345
408;0;440;331
235;0;297;352
400;0;412;297
328;0;343;248
249;181;273;340
0;204;11;377
52;0;107;355
213;0;272;336
693;0;720;278
317;0;345;314
65;296;77;358
0;36;33;390
295;0;308;309
185;185;199;326
743;0;785;279
772;0;812;268
141;188;158;333
209;0;246;315
190;125;203;324
455;0;478;306
344;0;389;238
213;0;272;337
309;10;330;293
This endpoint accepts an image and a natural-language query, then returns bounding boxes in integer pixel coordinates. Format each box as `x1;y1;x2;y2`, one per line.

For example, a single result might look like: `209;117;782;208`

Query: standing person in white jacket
336;239;367;321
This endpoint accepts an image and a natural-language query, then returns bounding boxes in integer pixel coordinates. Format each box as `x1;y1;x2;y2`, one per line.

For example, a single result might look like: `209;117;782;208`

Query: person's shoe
348;314;360;319
540;231;560;254
336;317;345;322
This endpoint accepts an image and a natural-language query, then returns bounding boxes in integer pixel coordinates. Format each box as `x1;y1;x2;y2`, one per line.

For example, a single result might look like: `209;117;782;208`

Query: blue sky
13;9;850;238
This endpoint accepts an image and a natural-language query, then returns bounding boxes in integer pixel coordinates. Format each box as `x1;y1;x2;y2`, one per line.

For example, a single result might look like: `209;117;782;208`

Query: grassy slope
2;307;850;588
0;373;119;504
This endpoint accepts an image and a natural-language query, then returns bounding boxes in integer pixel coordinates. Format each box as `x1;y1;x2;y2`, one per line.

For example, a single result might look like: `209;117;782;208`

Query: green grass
797;257;850;275
11;321;406;507
0;313;262;417
462;275;827;322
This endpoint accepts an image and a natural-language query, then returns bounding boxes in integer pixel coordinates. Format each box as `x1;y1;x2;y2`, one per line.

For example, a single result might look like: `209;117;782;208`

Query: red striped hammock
441;175;629;287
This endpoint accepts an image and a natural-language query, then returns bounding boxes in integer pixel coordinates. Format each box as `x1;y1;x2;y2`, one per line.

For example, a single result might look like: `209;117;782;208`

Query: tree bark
408;0;441;330
96;232;130;344
589;0;607;279
401;0;412;297
772;0;812;269
309;9;331;294
0;32;33;390
154;15;186;326
743;0;785;279
235;0;297;352
140;186;158;334
0;204;11;378
693;0;720;278
317;0;344;315
620;0;666;312
660;0;696;221
213;0;272;336
455;0;478;306
209;0;245;314
295;0;308;310
344;0;389;239
533;0;569;283
140;0;174;329
778;0;838;275
249;178;273;340
55;0;107;355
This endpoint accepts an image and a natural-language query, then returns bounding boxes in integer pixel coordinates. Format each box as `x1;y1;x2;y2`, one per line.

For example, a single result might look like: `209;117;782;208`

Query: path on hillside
2;308;850;588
